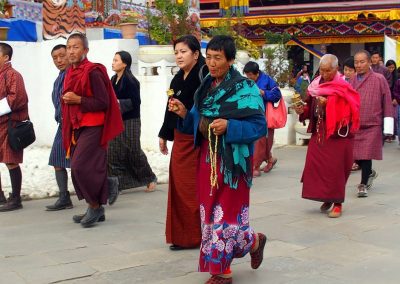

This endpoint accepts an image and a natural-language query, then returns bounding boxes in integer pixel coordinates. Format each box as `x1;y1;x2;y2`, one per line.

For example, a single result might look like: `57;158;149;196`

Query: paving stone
0;143;399;283
17;262;96;284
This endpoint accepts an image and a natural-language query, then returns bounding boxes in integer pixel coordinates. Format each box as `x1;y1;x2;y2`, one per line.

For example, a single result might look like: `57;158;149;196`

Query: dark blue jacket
257;72;281;103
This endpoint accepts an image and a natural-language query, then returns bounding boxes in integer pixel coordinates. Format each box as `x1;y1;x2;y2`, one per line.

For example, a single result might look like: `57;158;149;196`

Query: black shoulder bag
4;72;36;151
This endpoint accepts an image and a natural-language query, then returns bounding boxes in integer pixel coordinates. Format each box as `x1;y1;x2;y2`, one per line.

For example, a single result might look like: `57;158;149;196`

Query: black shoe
73;210;106;224
80;206;105;228
169;244;185;251
108;177;119;206
46;191;73;211
0;191;6;205
0;194;23;212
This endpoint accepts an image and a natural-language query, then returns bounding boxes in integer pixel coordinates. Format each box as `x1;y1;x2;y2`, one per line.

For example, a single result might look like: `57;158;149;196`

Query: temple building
199;0;400;73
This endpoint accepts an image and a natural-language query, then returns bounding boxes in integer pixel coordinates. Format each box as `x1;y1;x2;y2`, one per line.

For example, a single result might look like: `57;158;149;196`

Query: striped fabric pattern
52;71;65;123
108;118;156;190
48;125;70;168
48;71;70;168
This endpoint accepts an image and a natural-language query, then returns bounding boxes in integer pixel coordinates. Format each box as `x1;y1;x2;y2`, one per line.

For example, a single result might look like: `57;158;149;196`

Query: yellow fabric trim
219;0;249;10
287;36;384;45
200;8;400;27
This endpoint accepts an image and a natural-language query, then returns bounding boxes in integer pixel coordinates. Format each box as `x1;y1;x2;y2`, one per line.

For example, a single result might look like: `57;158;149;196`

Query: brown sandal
250;233;267;269
205;275;232;284
263;158;277;173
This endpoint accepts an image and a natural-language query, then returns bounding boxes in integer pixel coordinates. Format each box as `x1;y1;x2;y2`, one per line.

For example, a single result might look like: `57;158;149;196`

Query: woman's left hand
210;118;228;136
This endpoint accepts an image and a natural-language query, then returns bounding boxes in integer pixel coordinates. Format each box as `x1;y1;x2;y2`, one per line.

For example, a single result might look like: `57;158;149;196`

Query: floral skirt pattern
198;140;255;274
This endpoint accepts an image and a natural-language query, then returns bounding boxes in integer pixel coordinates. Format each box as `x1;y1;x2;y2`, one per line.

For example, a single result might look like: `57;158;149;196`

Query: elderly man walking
294;54;360;218
350;50;394;198
62;33;123;227
0;43;30;212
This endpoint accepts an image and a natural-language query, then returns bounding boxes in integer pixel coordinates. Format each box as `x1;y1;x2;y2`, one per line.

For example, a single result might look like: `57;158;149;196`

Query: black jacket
111;71;141;120
158;59;208;141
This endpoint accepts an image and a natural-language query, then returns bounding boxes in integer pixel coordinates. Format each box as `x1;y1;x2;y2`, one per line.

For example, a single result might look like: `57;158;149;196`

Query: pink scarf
308;73;360;139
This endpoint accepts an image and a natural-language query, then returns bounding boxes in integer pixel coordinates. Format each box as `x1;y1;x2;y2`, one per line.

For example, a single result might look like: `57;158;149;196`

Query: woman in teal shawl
169;35;268;284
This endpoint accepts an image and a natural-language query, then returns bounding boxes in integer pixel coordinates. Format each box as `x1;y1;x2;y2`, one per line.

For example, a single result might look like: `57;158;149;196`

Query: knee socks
55;168;68;195
9;166;22;198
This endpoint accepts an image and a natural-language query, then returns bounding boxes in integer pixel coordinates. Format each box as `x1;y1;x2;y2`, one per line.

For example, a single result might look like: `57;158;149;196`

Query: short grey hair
67;33;89;49
319;54;338;68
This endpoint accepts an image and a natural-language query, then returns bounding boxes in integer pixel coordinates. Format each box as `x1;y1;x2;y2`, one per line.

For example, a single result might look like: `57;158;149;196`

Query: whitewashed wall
7;39;172;151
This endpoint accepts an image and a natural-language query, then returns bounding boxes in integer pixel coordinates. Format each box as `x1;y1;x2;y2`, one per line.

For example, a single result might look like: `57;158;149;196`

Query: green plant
263;44;293;87
120;11;139;24
0;0;6;14
265;31;291;44
208;11;260;59
147;0;196;45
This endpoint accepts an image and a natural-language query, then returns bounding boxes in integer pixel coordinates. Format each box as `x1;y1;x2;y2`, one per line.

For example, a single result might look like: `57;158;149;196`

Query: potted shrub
0;0;13;18
119;12;139;39
208;11;261;60
0;0;9;40
147;0;197;44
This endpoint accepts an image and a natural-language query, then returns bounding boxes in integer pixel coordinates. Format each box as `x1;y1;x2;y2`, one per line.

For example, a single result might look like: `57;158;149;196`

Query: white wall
7;39;172;151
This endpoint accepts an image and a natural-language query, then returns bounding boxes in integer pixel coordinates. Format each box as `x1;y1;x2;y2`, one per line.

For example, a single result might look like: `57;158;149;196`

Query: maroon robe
165;130;201;248
0;63;29;164
300;96;354;203
350;71;393;160
69;69;111;205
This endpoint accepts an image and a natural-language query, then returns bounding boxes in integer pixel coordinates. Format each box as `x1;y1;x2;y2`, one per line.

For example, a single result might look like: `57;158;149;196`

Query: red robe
62;58;123;152
300;76;359;203
62;59;123;205
0;63;29;163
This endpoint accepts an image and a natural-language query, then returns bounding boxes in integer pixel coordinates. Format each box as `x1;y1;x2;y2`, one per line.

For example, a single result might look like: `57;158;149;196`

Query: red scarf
62;58;123;152
308;73;360;139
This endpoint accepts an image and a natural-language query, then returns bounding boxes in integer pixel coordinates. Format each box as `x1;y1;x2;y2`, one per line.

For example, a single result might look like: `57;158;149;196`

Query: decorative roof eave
287;35;385;45
200;8;400;28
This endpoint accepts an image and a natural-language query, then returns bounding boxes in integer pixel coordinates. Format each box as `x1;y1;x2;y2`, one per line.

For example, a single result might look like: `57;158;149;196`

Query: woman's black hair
174;35;205;65
114;51;140;91
243;61;260;75
206;35;236;61
116;50;132;70
343;56;355;69
174;35;201;54
385;59;396;69
173;34;207;77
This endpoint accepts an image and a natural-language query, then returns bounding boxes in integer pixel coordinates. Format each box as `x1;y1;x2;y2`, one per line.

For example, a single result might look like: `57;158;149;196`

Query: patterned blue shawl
194;66;265;189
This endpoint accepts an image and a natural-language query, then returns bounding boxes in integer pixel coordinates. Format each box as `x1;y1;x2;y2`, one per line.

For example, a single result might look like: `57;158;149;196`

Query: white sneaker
357;184;368;198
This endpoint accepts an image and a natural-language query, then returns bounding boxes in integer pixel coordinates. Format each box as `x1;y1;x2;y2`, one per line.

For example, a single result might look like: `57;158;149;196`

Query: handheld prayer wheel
167;89;178;111
291;92;305;107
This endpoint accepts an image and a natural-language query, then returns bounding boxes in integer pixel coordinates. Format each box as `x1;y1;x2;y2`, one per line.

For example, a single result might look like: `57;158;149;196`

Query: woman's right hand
293;104;304;115
159;138;168;155
169;98;187;118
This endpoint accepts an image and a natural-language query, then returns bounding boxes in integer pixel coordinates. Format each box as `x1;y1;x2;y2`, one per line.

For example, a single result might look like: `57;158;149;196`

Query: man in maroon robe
0;43;29;212
350;50;394;198
62;33;123;227
294;54;360;218
371;51;392;87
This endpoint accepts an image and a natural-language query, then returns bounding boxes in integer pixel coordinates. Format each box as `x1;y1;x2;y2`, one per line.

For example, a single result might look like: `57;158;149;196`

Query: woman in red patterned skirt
169;35;267;284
